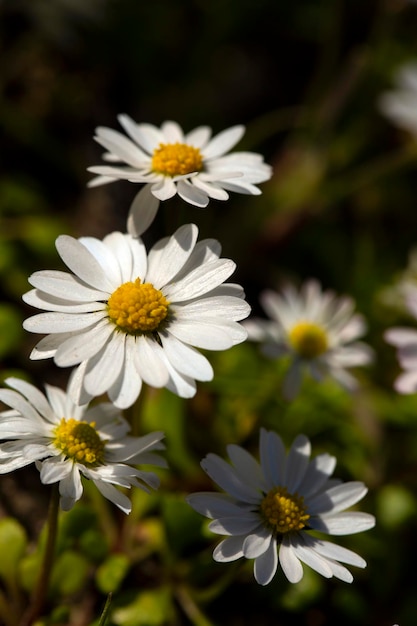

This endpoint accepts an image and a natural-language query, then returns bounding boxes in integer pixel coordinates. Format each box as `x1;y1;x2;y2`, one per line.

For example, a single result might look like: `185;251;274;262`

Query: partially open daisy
23;224;250;408
0;377;166;513
378;61;417;137
87;116;272;235
244;280;372;399
187;429;375;585
385;286;417;393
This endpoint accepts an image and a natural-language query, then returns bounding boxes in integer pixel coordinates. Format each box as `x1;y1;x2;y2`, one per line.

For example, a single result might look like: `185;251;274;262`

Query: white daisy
22;223;250;408
378;61;417;136
244;280;372;399
385;286;417;393
0;377;166;513
87;116;272;236
187;429;375;585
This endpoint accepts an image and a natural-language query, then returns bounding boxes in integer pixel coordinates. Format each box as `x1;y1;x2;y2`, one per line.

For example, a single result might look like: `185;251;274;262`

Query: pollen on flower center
260;486;310;534
107;278;170;334
151;142;203;177
53;418;105;466
288;321;328;359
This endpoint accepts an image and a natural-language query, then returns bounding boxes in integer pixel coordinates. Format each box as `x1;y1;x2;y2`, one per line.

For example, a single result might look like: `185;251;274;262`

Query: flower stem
19;485;60;626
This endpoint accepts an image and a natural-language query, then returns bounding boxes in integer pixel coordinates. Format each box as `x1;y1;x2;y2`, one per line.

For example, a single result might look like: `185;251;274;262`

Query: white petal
93;125;149;166
161;354;197;398
191;176;229;201
4;378;54;422
107;336;143;409
54;319;113;367
279;537;304;583
134;336;169;387
163;259;236;301
209;516;261;536
160;332;213;380
253;536;278;585
127;185;160;237
297;453;337;498
55;235;114;291
0;389;43;423
160;120;184;142
92;479;132;514
203;125;245;160
83;331;126;395
185;125;212;148
385;327;417;347
146;223;198;287
292;542;333;578
78;235;122;286
259;429;286;490
174;296;250;322
201;453;261;504
27;270;109;302
227;444;265;492
284;434;311;492
243;527;272;558
213;536;245;562
176;179;209;207
59;465;83;507
167;319;241;350
24;311;106;334
308;482;368;515
311;511;376;535
40;458;72;484
186;492;248;519
305;536;366;568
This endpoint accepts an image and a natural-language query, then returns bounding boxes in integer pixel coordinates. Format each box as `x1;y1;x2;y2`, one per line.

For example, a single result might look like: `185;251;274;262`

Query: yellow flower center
260;486;310;534
107;278;170;334
288;321;328;359
53;418;105;466
151;142;203;177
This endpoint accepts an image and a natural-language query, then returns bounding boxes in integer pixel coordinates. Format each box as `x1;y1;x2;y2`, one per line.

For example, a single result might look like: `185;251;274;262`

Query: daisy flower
378;61;417;137
87;116;272;236
244;280;372;399
384;286;417;393
22;223;250;408
187;429;375;585
0;377;166;513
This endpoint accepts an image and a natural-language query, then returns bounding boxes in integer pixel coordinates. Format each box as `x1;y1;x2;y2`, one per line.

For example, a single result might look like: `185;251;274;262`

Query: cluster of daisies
13;111;417;588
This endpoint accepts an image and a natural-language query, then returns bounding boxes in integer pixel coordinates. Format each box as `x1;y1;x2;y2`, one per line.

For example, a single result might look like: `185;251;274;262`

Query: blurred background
1;0;417;624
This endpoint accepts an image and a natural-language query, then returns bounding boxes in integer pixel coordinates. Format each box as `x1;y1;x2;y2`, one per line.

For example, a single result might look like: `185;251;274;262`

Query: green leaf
95;554;130;594
0;518;27;586
50;550;90;596
112;587;173;626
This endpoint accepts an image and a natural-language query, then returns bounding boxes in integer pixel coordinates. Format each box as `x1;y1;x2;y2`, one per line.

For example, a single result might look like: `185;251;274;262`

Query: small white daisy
244;280;372;399
187;429;375;585
22;224;250;408
378;61;417;136
87;116;272;236
0;377;166;513
385;286;417;393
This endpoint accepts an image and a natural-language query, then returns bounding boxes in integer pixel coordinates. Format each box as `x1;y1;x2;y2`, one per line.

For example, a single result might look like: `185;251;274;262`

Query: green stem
19;485;60;626
175;586;215;626
98;593;113;626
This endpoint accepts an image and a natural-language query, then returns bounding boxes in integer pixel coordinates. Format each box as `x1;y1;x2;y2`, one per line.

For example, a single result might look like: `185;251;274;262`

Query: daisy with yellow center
187;429;375;585
23;224;250;409
244;279;373;399
87;116;272;236
0;378;166;513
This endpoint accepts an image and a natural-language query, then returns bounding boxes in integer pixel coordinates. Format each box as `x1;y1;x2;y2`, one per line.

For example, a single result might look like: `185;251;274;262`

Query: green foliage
1;0;417;624
0;518;27;588
96;555;130;594
111;587;174;626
